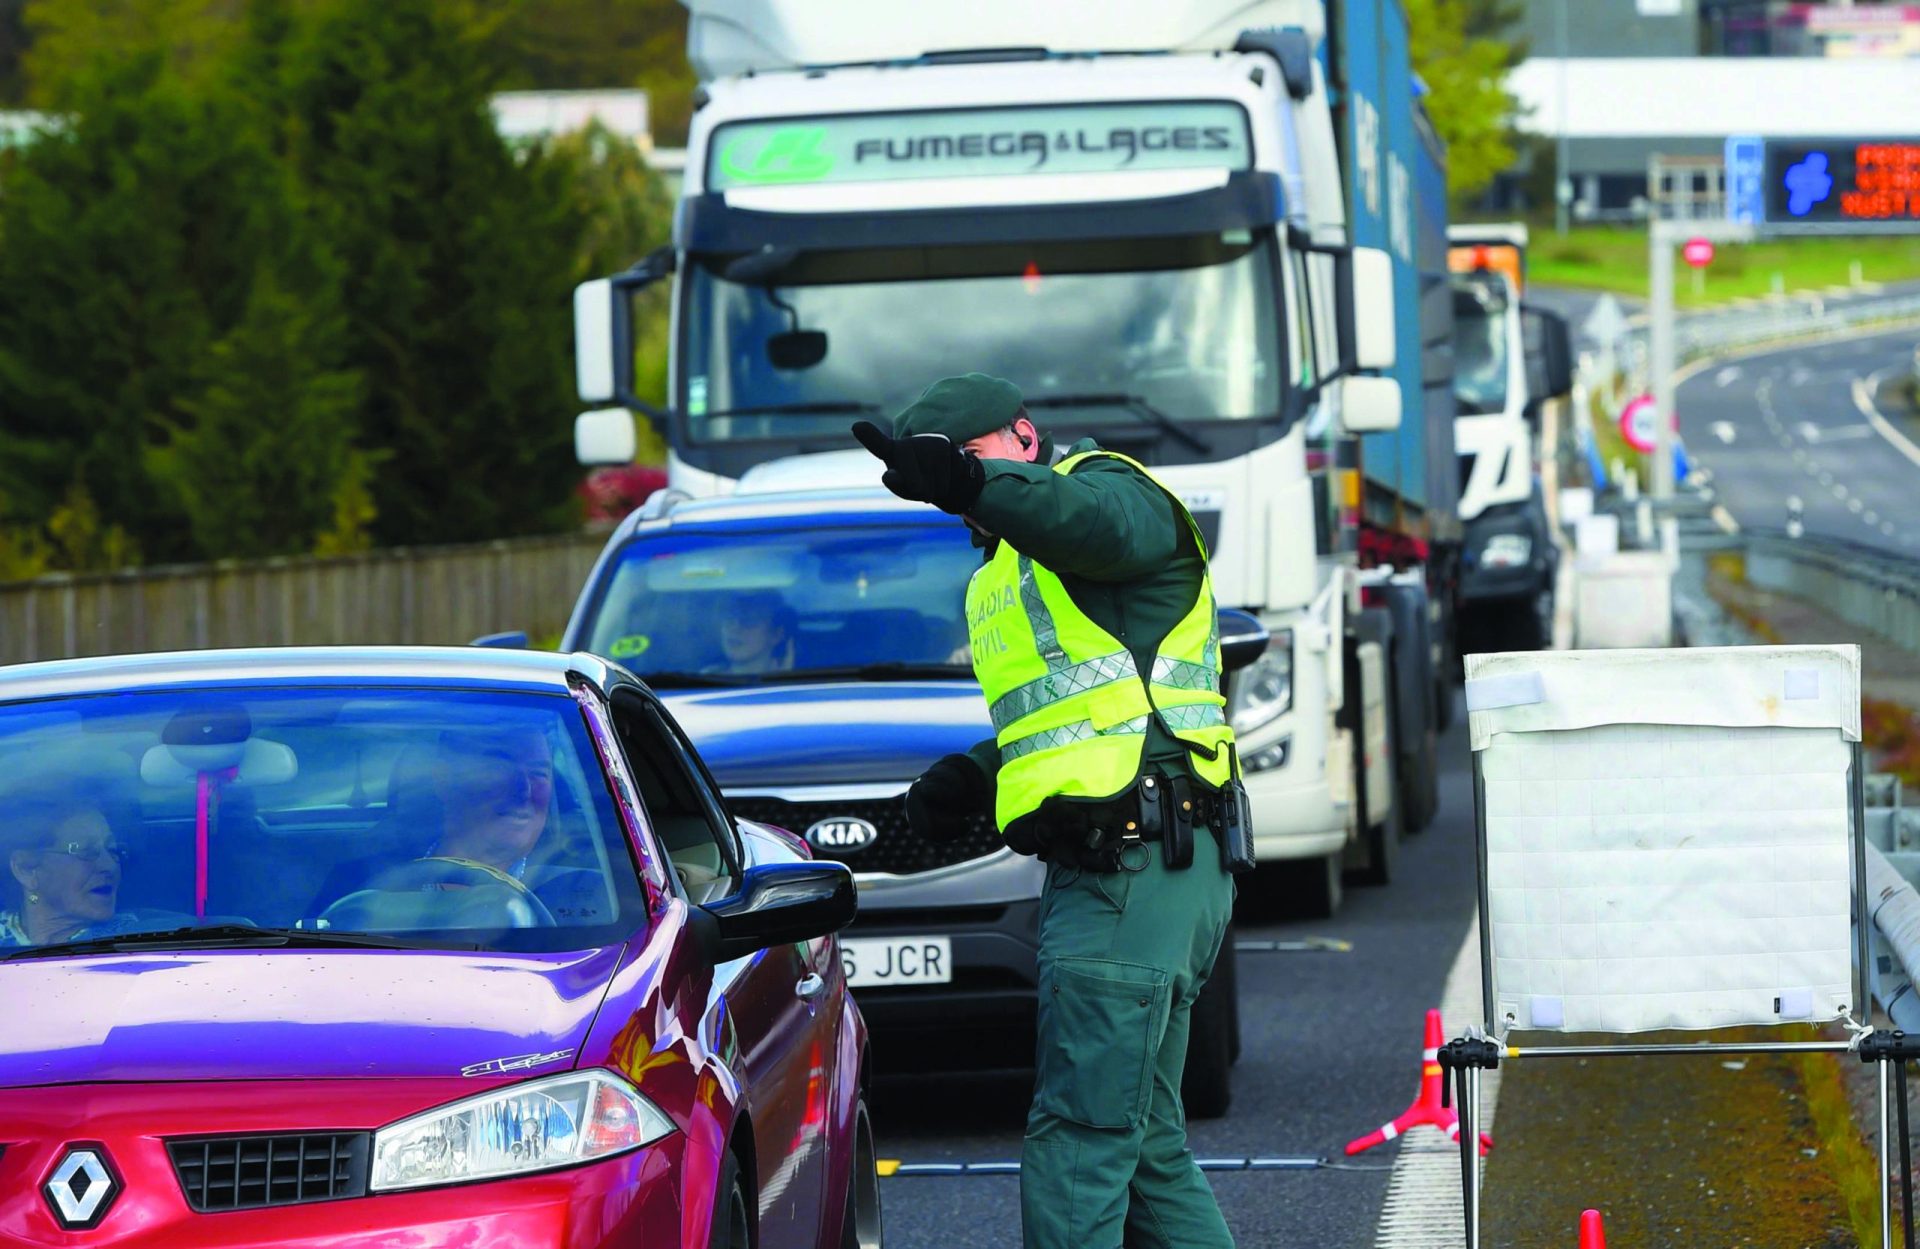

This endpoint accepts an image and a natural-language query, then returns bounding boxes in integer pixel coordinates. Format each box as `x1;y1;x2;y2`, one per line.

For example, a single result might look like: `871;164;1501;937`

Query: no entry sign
1683;237;1715;268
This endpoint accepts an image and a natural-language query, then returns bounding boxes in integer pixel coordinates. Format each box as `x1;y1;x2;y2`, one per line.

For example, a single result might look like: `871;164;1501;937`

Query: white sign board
1465;645;1862;1037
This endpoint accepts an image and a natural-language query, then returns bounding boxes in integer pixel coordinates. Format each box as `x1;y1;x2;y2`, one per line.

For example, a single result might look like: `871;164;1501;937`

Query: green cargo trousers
1019;826;1237;1249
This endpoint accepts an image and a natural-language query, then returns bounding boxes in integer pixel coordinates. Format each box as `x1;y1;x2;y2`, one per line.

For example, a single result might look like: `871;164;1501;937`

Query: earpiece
1016;429;1033;450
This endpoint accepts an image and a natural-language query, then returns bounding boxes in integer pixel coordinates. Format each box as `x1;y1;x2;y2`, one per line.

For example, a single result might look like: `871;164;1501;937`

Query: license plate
840;936;953;988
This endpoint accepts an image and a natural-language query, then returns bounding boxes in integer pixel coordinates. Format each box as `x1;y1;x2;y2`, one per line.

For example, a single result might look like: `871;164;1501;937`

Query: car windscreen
680;231;1282;443
583;521;980;683
0;685;645;955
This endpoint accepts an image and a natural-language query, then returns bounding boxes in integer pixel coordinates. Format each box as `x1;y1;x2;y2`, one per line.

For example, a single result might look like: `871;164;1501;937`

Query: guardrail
1616;288;1920;390
0;531;607;665
1736;528;1920;657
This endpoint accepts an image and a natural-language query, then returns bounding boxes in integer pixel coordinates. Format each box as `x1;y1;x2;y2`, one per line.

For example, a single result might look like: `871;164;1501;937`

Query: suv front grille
730;794;1001;875
169;1133;369;1211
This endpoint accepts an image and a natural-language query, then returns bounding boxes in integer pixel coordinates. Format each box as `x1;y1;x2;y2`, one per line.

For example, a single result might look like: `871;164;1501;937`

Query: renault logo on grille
805;816;878;853
44;1144;119;1229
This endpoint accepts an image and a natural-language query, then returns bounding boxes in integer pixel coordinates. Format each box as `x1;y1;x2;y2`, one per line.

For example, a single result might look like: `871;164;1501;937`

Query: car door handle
795;973;827;1001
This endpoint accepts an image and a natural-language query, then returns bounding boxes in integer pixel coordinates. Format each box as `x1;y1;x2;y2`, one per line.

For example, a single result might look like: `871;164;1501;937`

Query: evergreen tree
0;42;364;566
274;0;581;544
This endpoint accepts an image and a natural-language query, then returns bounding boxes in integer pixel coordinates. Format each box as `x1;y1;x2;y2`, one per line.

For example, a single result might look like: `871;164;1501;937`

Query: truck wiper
699;401;882;419
757;662;975;683
3;922;475;961
1024;392;1213;456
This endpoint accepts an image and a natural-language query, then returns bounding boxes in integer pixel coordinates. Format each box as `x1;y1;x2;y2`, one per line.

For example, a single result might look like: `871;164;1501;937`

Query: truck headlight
370;1070;674;1192
1228;630;1293;735
1480;532;1532;569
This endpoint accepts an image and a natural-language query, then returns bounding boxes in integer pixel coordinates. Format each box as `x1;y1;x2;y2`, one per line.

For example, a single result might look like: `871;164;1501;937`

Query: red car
0;648;882;1248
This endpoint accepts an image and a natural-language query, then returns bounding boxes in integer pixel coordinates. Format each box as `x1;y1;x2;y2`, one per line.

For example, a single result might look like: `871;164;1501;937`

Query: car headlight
370;1069;675;1192
1228;630;1293;735
1480;532;1532;569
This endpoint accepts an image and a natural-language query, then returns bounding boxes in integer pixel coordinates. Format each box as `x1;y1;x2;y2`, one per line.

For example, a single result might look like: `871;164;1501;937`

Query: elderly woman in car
2;782;144;948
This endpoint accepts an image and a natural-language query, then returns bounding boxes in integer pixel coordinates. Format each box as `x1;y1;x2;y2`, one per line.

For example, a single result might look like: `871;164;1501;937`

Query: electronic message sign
1762;138;1920;229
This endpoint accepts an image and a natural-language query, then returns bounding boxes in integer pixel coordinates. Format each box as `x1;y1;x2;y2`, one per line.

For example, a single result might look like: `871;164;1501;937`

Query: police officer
853;374;1249;1249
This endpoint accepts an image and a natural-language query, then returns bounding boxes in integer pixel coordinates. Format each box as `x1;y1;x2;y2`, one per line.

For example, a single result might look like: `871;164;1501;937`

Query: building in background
489;89;651;151
1501;0;1919;217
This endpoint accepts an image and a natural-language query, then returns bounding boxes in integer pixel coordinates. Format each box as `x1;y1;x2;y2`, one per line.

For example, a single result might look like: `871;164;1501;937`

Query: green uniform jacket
962;438;1208;795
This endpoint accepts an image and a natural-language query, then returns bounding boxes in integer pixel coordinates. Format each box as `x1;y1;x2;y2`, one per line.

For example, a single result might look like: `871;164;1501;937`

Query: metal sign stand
1443;741;1900;1249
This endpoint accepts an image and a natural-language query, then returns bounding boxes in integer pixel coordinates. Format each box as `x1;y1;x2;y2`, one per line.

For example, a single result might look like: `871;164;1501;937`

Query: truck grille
169;1133;369;1211
730;795;1002;875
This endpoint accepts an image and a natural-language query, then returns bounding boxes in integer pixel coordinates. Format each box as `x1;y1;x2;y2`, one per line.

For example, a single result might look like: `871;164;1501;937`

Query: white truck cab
572;0;1435;913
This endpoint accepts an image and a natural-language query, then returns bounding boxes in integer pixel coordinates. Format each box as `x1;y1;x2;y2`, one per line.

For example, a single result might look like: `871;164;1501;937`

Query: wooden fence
0;531;610;665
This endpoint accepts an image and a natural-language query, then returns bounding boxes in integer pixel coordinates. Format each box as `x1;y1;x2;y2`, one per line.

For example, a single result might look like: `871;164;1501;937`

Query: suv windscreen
680;232;1283;443
0;686;645;954
584;521;979;683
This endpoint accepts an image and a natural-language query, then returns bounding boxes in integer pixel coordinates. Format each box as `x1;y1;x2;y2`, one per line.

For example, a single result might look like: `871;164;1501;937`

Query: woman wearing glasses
2;784;142;949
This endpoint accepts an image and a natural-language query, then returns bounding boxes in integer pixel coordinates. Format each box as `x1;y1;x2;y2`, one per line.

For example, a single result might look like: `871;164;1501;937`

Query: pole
1650;221;1676;499
1555;0;1571;235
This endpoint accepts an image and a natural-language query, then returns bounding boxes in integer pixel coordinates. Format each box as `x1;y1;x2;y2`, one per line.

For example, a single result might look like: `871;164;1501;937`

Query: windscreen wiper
698;401;882;419
3;923;476;961
757;662;975;683
1024;392;1213;456
636;670;763;689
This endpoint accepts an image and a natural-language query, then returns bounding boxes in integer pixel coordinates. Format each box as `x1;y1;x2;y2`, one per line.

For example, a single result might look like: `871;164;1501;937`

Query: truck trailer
571;0;1456;915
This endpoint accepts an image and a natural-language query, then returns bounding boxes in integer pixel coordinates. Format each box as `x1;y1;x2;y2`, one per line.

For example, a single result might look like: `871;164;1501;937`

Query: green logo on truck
719;127;835;184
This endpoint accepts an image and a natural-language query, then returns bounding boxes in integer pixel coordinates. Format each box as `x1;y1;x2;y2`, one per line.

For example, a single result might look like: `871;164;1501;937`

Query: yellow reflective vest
964;450;1235;832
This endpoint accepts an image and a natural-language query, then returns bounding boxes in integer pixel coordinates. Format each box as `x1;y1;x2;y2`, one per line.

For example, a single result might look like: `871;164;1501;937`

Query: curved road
1675;326;1920;549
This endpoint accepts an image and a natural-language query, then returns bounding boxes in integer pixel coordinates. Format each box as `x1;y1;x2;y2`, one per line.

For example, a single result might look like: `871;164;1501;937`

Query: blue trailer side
1324;0;1450;532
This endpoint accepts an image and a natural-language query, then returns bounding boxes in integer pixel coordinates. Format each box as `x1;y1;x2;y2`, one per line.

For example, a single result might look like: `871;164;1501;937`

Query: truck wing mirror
574;245;675;415
575;409;638;466
1342;247;1397;372
1521;305;1574;402
1341;375;1402;434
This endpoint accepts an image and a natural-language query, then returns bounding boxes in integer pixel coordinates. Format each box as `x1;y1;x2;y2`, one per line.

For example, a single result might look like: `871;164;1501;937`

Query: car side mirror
574;245;673;409
471;630;530;649
1218;608;1271;674
699;861;856;963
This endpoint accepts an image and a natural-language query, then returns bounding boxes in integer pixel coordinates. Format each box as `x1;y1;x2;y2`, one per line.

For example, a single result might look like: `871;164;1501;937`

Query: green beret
893;373;1024;442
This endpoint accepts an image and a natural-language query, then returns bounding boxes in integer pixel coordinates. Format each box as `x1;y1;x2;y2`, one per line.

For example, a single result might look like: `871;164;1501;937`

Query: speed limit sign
1620;394;1660;454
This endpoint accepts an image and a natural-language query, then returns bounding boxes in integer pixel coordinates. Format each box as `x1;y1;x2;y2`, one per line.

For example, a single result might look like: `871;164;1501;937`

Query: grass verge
1525;227;1920;308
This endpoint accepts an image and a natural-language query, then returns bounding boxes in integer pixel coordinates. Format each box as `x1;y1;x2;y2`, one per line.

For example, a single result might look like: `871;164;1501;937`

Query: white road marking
1709;420;1737;444
1711;505;1740;534
1372;915;1501;1249
1852;373;1920;470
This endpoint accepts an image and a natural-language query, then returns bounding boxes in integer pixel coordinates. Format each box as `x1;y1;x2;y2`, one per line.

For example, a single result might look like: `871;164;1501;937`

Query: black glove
851;421;986;515
905;753;990;842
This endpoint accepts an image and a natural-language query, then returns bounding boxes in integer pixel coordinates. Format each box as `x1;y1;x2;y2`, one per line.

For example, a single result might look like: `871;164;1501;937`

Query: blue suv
553;485;1240;1114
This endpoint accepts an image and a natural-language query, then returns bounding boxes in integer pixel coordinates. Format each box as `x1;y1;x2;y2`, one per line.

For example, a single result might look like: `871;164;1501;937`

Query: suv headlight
371;1070;675;1192
1480;532;1532;569
1228;630;1293;735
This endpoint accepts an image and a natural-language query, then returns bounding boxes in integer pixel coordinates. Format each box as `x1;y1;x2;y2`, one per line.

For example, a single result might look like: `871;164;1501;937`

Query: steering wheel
364;856;558;929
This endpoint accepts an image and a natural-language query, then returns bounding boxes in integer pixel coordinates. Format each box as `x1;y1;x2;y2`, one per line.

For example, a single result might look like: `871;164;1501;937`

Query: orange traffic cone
1578;1209;1606;1248
1344;1008;1494;1157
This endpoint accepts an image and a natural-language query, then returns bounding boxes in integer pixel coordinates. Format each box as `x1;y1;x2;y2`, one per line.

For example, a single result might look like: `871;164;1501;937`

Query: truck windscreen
679;232;1281;445
1450;272;1511;418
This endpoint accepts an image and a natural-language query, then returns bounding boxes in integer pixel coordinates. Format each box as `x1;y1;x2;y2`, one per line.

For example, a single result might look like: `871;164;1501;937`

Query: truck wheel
1263;852;1343;919
1182;936;1236;1120
1351;742;1402;886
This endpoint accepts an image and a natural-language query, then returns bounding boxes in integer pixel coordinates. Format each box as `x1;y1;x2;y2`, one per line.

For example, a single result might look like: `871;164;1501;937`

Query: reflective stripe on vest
964;449;1235;831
